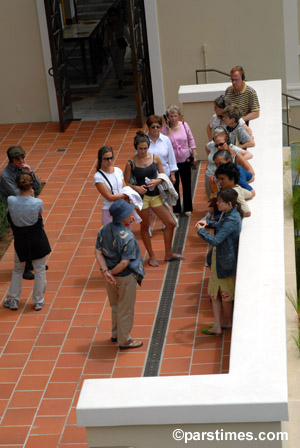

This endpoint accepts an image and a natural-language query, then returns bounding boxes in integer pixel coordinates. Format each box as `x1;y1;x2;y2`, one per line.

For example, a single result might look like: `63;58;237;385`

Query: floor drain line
143;163;201;377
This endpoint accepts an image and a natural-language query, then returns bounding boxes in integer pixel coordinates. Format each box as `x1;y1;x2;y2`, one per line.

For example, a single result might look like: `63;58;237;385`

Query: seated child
223;104;255;149
207;95;252;141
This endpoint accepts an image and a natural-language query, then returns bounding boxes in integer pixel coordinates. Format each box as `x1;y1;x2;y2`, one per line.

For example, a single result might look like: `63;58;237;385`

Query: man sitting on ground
0;146;41;280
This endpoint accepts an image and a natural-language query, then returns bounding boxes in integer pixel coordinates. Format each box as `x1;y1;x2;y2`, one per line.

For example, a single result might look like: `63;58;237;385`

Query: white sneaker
34;302;45;311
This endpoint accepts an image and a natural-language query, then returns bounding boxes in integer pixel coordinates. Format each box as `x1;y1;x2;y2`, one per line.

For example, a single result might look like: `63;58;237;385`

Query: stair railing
195;68;300;146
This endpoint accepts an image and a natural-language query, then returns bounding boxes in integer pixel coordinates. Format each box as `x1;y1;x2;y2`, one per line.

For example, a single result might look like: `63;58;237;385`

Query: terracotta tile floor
0;120;231;446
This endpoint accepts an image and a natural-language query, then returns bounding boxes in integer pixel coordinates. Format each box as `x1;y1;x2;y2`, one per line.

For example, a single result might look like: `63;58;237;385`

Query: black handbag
183;122;194;167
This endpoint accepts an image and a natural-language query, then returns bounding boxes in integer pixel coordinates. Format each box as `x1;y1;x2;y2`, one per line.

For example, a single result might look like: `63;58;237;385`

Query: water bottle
145;176;154;191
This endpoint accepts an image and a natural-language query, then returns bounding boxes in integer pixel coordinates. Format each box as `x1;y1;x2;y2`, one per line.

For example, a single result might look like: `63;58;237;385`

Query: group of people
196;65;259;335
1;65;260;350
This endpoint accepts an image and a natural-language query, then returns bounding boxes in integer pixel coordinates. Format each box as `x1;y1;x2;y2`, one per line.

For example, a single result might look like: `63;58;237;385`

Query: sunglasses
150;125;161;129
215;141;226;148
102;156;114;161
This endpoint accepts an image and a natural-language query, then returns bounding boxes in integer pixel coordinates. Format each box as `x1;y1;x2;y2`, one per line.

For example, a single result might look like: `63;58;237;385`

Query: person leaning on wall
225;66;260;124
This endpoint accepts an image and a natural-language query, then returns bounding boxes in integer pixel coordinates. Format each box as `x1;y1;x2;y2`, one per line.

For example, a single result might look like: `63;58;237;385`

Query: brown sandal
119;339;143;349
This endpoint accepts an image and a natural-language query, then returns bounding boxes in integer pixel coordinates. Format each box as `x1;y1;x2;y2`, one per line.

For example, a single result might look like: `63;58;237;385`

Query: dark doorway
45;0;154;126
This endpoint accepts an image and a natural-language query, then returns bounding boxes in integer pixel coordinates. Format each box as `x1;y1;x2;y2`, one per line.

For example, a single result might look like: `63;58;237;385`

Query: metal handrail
282;93;300;145
195;69;230;84
195;69;300;145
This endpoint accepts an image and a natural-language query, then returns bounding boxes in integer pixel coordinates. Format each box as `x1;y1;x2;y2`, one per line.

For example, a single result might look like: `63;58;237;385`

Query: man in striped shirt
225;66;260;124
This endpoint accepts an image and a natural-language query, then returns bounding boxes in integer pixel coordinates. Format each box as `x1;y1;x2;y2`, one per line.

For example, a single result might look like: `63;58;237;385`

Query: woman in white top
147;115;178;184
94;146;128;225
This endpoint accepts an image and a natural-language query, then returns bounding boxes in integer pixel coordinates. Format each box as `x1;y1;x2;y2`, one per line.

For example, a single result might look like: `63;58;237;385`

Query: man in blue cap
95;199;145;349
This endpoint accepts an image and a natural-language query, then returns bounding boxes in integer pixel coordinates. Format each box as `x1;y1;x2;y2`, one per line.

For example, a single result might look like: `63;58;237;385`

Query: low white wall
76;80;288;440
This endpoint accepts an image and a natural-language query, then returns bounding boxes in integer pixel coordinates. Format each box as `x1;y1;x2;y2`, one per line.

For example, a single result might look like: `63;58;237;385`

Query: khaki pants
105;273;137;346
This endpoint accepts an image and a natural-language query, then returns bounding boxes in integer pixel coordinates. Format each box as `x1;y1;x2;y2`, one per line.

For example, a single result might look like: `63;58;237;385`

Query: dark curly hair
215;162;240;184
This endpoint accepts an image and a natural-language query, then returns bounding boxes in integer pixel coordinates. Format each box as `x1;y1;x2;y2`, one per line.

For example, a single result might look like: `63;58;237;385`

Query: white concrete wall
76;79;288;446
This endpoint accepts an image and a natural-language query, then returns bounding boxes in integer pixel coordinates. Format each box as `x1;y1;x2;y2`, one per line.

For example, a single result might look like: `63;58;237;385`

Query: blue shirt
237;165;253;191
96;222;145;285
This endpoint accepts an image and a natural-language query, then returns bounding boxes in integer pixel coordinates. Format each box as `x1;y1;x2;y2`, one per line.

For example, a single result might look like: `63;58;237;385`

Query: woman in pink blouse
162;105;197;216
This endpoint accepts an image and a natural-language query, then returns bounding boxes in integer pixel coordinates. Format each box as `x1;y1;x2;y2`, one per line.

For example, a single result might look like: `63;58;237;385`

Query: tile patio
0;120;231;447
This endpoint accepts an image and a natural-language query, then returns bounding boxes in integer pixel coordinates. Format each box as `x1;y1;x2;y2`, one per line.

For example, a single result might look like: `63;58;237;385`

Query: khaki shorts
142;194;163;210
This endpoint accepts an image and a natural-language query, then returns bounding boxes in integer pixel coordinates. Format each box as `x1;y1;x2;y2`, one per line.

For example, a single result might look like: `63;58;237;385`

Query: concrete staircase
76;0;115;21
64;1;114;87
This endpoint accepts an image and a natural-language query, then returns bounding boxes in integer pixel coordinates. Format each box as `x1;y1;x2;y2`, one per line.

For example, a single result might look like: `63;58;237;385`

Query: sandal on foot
202;328;222;336
165;255;185;262
209;323;231;330
148;259;159;267
119;339;143;349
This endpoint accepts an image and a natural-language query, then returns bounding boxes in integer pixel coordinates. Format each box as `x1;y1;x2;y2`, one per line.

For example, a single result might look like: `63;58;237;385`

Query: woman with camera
162;105;197;216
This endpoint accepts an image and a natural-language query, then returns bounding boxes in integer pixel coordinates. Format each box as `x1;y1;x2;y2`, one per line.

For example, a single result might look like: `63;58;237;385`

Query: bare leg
138;208;158;265
209;291;222;334
221;300;233;328
152;205;183;260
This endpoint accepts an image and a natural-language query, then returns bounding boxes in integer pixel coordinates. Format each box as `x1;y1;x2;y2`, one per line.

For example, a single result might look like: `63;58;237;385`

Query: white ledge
77;79;288;427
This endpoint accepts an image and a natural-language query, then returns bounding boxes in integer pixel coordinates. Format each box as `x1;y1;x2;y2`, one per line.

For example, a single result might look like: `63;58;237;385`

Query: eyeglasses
215;141;226;148
102;156;114;161
15;155;25;161
150;125;161;129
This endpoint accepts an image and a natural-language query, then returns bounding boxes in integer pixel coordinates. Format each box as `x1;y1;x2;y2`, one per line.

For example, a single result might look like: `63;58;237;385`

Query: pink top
162;121;196;163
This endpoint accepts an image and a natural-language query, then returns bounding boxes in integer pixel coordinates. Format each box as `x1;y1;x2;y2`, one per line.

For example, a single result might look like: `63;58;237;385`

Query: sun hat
109;199;135;223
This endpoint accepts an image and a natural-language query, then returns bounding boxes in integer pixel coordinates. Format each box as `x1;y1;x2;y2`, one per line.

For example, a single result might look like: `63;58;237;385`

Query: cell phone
163;114;171;127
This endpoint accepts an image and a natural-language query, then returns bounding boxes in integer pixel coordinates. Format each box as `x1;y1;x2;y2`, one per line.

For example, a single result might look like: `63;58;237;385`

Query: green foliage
291;149;300;186
0;197;8;239
286;290;300;314
290;145;300;297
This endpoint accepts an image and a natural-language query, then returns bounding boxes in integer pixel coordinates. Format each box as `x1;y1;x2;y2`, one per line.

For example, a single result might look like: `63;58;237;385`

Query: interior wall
155;0;286;110
0;0;51;124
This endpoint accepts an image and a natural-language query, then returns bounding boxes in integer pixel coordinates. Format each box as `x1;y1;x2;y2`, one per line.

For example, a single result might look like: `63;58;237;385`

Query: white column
143;0;165;115
35;0;59;122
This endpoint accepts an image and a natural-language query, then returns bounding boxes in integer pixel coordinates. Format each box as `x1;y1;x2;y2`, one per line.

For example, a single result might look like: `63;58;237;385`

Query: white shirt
148;133;178;177
94;167;124;209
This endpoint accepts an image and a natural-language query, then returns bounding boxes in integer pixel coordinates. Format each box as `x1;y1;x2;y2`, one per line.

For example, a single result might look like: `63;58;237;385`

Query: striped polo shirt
225;83;260;117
